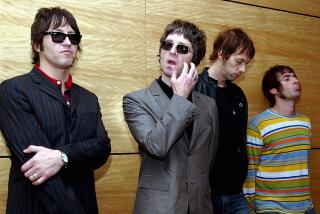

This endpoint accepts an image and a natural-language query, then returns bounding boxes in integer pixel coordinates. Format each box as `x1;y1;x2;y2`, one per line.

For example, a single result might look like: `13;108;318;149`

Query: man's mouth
167;59;176;65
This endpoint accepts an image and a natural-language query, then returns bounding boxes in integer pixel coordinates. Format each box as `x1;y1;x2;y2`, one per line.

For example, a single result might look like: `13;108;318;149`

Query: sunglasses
161;40;193;54
43;32;82;45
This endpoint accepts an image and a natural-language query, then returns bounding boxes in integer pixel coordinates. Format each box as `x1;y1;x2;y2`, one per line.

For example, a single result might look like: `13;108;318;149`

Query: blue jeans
212;193;250;214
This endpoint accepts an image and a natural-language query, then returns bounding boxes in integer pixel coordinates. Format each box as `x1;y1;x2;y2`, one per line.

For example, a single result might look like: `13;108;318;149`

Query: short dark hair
31;7;81;64
262;65;296;107
209;28;255;62
159;19;206;66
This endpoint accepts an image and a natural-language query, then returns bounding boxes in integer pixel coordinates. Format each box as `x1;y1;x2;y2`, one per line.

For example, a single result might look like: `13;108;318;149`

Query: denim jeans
212;193;250;214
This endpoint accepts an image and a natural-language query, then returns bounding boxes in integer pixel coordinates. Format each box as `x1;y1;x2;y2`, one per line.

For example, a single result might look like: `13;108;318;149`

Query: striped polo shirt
243;109;314;214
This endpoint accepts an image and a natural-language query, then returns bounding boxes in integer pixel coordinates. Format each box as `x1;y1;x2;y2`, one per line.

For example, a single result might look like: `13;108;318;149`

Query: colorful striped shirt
243;109;314;214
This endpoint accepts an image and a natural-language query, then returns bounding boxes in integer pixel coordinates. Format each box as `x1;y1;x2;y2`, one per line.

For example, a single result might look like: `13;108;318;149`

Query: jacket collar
28;67;69;108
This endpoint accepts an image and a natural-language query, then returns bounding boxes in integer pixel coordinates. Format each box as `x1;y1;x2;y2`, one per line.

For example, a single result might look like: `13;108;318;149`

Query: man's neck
160;74;172;87
38;63;70;84
271;99;296;117
207;62;226;87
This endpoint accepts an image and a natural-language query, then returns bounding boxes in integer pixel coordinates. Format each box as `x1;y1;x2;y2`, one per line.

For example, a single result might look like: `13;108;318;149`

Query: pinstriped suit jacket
123;80;218;214
0;67;111;214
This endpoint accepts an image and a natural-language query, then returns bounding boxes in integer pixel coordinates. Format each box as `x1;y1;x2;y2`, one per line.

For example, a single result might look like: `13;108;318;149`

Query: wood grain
226;0;320;17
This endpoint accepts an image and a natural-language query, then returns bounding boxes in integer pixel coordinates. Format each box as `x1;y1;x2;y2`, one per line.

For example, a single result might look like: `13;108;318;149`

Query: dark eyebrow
280;73;296;80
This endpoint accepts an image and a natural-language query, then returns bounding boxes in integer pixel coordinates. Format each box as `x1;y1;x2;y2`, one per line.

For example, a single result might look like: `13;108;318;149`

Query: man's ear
269;88;277;95
218;50;225;61
33;43;41;53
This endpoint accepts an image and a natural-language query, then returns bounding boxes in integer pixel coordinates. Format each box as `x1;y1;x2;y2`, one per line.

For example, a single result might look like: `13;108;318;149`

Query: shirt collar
35;65;73;90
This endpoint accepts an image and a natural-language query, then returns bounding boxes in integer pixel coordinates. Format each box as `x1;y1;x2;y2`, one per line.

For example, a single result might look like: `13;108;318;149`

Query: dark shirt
211;83;244;194
194;68;248;196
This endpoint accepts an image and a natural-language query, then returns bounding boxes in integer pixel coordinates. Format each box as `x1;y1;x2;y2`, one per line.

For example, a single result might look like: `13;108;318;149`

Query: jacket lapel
70;85;80;115
148;80;171;118
29;67;69;108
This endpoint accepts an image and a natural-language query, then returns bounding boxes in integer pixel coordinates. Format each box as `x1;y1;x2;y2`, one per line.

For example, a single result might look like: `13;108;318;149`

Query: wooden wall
0;0;319;213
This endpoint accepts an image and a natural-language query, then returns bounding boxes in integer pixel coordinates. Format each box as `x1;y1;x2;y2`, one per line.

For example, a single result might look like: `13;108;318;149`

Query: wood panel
0;155;140;213
226;0;320;17
0;158;9;214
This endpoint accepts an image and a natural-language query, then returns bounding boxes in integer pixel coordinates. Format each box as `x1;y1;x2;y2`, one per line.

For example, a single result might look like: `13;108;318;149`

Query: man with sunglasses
123;19;218;214
0;7;111;214
194;28;255;214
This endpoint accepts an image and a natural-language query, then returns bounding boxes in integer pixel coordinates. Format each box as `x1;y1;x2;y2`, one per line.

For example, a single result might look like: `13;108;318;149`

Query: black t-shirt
210;83;247;194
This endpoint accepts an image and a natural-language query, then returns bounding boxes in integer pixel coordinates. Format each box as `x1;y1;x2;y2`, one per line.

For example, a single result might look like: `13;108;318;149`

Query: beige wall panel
0;155;140;213
95;155;139;213
228;0;320;17
311;150;320;212
145;0;320;148
0;0;145;154
0;159;9;214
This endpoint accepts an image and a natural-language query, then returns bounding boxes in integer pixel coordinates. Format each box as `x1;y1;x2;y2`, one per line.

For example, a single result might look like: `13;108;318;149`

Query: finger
181;62;189;76
21;156;36;173
24;166;37;177
32;176;46;186
171;69;177;82
29;172;38;182
23;145;42;153
188;62;196;77
21;161;32;173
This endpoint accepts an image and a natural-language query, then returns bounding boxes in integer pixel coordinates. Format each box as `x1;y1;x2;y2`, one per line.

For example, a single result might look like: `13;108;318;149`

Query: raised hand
171;62;198;98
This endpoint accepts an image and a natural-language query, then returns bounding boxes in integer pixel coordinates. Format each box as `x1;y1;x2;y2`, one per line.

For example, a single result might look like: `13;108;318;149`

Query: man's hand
171;62;198;98
21;145;64;185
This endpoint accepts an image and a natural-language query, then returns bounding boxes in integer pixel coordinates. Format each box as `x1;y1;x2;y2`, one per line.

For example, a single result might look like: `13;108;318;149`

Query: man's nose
169;45;177;55
239;63;246;74
62;36;72;46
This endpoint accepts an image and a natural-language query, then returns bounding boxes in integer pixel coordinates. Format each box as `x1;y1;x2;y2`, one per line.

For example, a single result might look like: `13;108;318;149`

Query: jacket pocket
139;175;169;191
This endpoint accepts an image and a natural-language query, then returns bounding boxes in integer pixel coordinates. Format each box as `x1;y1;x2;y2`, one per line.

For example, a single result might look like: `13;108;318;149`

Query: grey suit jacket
123;80;218;214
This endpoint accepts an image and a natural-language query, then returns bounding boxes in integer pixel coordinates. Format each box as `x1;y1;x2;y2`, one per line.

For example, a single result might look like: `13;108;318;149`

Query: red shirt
35;65;73;106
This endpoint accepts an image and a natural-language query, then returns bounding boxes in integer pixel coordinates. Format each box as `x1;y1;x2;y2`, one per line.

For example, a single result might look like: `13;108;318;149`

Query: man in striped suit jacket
0;7;111;214
243;65;316;214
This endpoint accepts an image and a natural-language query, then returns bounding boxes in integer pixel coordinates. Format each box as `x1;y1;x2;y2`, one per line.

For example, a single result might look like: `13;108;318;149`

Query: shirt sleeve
243;119;264;213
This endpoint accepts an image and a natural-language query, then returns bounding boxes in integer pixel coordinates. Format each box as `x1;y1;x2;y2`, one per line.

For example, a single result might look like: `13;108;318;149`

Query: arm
58;100;111;172
243;121;263;214
0;80;86;213
123;93;195;159
123;63;197;159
